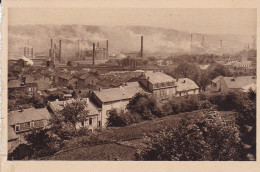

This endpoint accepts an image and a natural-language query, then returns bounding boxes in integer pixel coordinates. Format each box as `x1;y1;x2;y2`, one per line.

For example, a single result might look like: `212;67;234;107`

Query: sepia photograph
5;7;257;162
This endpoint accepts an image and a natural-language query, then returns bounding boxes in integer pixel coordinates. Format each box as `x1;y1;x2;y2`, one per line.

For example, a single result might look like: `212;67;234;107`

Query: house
58;73;78;87
8;108;52;152
165;60;173;66
91;82;146;127
77;73;99;89
207;76;256;93
156;60;164;66
8;80;26;95
206;76;223;92
139;71;177;99
48;98;101;130
175;78;200;97
219;76;256;93
31;58;47;67
25;76;38;94
36;76;53;91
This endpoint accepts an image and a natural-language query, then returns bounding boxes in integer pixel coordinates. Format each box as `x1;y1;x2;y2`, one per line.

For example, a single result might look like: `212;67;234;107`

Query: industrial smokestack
97;42;99;48
78;40;80;59
24;47;26;56
51;38;53;49
190;34;193;49
93;43;95;66
219;40;223;48
141;36;143;58
106;40;109;59
59;40;61;62
201;35;205;47
31;48;34;59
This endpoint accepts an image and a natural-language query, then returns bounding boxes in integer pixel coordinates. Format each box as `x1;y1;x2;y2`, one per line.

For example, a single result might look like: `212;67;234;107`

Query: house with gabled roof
58;73;78;87
8;107;52;153
91;82;147;127
77;73;99;89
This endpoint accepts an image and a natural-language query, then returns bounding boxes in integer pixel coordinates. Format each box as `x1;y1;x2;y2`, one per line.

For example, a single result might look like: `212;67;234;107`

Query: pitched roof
176;78;199;92
8;80;22;88
25;76;36;84
242;83;256;92
79;73;90;80
143;71;175;84
223;76;256;89
8;126;18;141
59;73;73;80
212;76;223;83
93;82;145;103
48;98;99;115
8;108;52;125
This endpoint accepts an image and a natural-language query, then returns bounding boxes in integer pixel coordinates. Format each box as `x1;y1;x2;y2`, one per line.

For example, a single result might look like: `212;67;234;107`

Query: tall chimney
59;40;61;62
78;40;80;59
201;35;204;47
31;48;34;59
97;42;99;48
219;40;223;48
93;43;95;66
50;39;53;61
190;34;193;49
106;40;109;59
141;36;143;58
24;47;26;56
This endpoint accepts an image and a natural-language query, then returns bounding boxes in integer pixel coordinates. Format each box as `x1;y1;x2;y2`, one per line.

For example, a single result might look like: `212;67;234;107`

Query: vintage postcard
1;0;260;171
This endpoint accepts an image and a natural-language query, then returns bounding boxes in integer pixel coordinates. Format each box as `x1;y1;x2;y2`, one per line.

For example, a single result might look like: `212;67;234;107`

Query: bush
135;112;244;161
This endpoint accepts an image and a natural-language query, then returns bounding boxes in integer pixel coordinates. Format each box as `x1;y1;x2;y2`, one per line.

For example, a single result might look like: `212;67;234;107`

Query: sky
8;8;256;35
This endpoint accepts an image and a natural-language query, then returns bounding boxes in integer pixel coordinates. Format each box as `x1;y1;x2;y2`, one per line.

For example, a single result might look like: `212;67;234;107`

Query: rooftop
143;71;175;84
8;107;52;125
59;73;73;80
8;80;22;88
93;82;145;103
48;98;99;115
223;76;256;89
176;78;199;92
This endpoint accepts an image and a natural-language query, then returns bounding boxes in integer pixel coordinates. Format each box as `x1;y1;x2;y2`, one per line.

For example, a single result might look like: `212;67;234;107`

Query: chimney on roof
93;43;95;66
183;80;186;83
86;97;89;104
99;87;102;91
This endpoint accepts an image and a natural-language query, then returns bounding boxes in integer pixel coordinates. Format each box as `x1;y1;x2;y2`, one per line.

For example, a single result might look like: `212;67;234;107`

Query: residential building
207;75;256;93
8;80;26;95
58;73;78;87
8;108;52;152
36;76;53;91
175;78;200;97
91;82;146;127
139;71;177;99
77;73;99;89
48;98;101;130
25;76;38;94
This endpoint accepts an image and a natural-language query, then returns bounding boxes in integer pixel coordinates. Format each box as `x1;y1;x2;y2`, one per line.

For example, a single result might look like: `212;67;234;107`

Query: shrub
135;112;244;161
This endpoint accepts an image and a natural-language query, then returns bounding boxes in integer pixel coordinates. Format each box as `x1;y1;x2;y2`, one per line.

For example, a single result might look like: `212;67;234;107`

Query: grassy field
46;109;237;160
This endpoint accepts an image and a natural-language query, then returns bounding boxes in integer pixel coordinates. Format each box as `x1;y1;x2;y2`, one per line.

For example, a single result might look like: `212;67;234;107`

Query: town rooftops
8;80;22;88
8;107;52;125
143;71;175;84
176;78;199;92
25;76;36;84
48;98;99;115
93;82;145;103
223;76;256;89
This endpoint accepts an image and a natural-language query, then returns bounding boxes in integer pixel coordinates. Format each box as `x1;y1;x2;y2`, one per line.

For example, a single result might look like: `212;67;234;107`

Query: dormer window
15;125;20;132
30;122;35;128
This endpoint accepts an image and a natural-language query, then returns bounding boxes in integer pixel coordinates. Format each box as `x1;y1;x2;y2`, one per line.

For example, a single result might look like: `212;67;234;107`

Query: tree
106;109;127;127
135;112;243;161
60;100;88;131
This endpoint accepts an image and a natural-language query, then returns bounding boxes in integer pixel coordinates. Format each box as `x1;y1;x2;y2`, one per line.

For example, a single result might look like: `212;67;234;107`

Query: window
30;122;35;128
15;125;20;132
98;121;101;127
81;121;84;127
106;110;111;116
89;118;92;125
